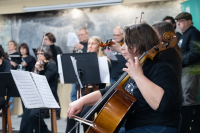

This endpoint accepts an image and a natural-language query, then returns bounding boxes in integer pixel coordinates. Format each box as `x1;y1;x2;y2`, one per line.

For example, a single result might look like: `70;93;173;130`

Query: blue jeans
70;84;76;102
110;78;117;84
125;126;177;133
9;97;13;113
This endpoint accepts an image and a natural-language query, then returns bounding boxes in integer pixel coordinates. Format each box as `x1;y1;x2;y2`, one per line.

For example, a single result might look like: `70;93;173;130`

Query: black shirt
0;59;12;72
80;41;88;53
23;56;36;72
38;61;58;99
110;39;127;79
49;44;63;64
178;26;200;67
100;58;181;131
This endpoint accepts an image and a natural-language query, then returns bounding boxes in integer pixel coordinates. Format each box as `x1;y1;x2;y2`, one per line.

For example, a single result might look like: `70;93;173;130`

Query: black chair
179;104;200;133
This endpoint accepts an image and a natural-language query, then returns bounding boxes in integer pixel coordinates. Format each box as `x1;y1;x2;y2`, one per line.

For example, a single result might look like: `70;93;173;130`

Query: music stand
60;52;101;133
61;52;101;84
0;72;20;133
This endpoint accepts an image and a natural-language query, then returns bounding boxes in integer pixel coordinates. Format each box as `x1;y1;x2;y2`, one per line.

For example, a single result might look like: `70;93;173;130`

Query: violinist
0;45;12;110
44;32;62;119
19;45;57;133
67;23;181;133
110;26;126;83
65;36;111;133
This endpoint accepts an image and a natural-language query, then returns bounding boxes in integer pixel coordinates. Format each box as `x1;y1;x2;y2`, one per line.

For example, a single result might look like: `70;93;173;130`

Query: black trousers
65;106;93;133
19;108;50;133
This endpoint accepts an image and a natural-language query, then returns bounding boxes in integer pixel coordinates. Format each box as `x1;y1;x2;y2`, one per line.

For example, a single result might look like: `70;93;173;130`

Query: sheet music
57;54;64;84
104;49;118;61
66;32;80;47
70;56;83;88
30;73;60;109
98;57;110;83
10;70;44;109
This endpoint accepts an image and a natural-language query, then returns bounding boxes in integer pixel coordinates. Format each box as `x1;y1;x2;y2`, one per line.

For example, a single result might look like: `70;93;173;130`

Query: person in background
152;21;182;103
18;43;36;117
162;16;182;41
74;27;89;53
110;26;126;83
0;45;12;116
70;28;89;103
44;32;62;119
175;12;200;105
7;40;21;113
7;40;21;69
19;45;57;133
66;36;110;133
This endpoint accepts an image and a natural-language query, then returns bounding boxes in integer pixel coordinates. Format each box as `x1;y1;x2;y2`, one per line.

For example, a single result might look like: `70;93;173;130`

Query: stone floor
0;115;83;133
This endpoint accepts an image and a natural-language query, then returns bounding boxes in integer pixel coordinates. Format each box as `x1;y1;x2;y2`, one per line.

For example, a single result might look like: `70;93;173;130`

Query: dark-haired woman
0;45;12;110
152;21;182;103
18;43;36;72
18;43;36;117
44;32;62;119
19;45;58;133
67;23;181;133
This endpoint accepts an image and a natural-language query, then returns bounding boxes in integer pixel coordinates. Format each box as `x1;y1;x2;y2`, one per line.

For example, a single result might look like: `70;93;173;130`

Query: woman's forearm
80;91;102;106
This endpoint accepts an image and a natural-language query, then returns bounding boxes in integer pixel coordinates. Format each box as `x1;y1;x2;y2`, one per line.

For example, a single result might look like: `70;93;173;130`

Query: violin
99;39;124;48
69;31;177;133
34;32;49;73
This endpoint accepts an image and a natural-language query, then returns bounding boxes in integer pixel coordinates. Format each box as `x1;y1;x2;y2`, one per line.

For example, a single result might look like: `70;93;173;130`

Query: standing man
71;28;89;102
175;12;200;105
74;27;89;53
110;26;127;83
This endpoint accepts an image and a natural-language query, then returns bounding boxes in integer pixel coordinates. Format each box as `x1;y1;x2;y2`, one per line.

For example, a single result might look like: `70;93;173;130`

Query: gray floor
0;115;83;133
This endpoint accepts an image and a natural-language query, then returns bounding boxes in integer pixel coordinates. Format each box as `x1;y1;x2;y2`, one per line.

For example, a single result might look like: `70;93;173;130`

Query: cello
70;31;177;133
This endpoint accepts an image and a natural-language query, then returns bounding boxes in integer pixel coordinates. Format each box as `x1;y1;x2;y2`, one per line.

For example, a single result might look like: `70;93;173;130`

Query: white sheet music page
57;54;64;84
70;56;83;88
10;70;44;109
30;73;60;109
104;49;118;61
66;32;80;47
98;57;110;83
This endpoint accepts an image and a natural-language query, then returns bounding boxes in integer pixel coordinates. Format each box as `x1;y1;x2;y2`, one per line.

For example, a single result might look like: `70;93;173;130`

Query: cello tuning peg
110;39;112;42
106;40;108;43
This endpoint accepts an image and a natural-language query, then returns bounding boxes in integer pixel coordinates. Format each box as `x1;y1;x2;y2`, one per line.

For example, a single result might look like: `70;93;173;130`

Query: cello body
86;76;137;133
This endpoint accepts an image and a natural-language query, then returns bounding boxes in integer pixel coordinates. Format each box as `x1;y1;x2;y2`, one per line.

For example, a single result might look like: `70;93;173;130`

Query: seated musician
0;45;12;109
19;45;57;133
65;36;111;133
67;23;181;133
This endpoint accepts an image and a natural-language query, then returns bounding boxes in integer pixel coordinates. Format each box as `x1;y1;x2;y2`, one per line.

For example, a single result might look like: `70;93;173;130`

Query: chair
179;104;200;133
50;108;57;133
2;102;12;133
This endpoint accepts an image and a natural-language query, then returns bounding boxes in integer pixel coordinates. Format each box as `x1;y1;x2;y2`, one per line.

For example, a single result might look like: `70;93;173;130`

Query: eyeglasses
36;53;44;56
177;19;187;23
113;34;122;37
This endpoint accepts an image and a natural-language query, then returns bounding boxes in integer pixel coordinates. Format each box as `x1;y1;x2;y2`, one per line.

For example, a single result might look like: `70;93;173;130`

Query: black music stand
60;52;101;133
0;72;20;133
61;52;101;84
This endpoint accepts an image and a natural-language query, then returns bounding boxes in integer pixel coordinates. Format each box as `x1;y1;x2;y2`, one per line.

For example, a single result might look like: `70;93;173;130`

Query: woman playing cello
67;23;181;133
